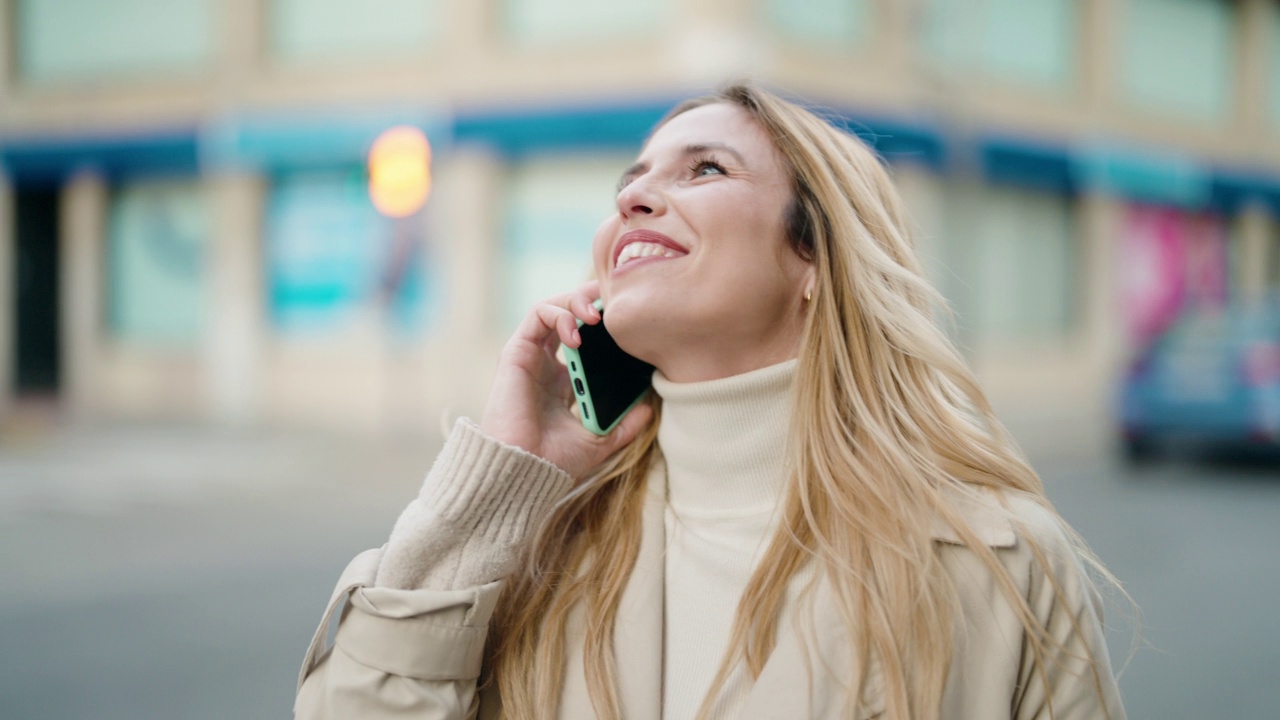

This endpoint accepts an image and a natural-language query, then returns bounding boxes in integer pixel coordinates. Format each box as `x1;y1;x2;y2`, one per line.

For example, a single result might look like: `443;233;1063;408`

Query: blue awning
0;128;199;184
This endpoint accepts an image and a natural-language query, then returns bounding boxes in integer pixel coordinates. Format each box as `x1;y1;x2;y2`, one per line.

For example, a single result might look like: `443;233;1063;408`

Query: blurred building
2;0;1279;442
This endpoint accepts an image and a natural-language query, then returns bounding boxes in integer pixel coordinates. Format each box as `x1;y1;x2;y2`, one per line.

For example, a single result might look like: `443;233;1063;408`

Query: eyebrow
618;142;748;187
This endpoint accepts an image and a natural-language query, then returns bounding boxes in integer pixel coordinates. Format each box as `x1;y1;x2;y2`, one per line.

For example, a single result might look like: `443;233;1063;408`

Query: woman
296;84;1126;720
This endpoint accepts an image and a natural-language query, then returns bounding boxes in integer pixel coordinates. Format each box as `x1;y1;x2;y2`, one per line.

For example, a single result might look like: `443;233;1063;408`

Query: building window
1121;0;1235;121
107;179;209;347
949;186;1077;346
1268;1;1280;128
767;0;868;47
927;0;1076;87
505;0;663;45
265;168;434;336
502;155;630;330
269;0;438;63
15;0;211;83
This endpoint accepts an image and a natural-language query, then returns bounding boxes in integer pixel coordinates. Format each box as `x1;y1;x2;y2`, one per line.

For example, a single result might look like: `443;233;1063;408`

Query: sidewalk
0;416;444;516
0;405;1111;518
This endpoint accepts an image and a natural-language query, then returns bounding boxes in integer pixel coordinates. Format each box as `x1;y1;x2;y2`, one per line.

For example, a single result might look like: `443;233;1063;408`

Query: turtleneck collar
651;359;797;517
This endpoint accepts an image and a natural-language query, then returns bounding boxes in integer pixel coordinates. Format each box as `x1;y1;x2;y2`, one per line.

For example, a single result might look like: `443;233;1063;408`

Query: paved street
1;421;1278;719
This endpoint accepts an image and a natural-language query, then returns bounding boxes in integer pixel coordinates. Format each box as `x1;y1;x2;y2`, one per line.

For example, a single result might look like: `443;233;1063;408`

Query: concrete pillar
881;0;922;80
212;0;260;106
431;149;503;418
669;0;765;83
891;164;948;296
0;2;12;94
60;172;108;417
1079;190;1126;375
205;172;264;424
0;5;11;418
446;0;493;65
936;178;986;357
1237;0;1271;144
1235;204;1272;302
1080;0;1119;122
0;175;13;418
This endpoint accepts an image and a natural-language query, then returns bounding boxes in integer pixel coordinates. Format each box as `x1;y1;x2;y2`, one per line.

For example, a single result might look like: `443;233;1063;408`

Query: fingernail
573;329;582;345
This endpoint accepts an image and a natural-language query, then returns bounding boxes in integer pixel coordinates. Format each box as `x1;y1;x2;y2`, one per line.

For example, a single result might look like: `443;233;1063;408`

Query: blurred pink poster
1120;205;1227;346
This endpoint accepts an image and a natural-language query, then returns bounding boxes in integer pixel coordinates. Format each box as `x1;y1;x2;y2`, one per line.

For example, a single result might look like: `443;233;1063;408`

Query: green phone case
561;300;648;436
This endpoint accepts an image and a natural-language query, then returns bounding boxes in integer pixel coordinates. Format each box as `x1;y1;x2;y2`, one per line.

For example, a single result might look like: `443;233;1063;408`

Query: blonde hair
490;84;1124;720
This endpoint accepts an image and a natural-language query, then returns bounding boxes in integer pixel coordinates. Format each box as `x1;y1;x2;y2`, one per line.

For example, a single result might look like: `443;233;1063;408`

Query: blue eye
690;155;726;178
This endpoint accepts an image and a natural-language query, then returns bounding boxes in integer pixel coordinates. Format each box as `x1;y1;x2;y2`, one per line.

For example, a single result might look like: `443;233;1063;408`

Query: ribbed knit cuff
375;418;574;590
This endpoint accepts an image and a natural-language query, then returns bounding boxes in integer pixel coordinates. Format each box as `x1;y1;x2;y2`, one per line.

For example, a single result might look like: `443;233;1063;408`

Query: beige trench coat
295;455;1124;719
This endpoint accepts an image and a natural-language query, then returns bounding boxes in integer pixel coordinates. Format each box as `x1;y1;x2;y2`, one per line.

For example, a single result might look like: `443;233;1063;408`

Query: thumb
600;399;655;455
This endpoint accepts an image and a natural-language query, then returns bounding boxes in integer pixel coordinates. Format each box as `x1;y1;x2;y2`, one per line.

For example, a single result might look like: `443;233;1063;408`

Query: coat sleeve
295;419;574;720
1010;501;1127;720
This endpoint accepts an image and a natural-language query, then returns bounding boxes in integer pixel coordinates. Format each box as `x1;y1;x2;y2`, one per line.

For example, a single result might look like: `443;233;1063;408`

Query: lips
612;229;689;272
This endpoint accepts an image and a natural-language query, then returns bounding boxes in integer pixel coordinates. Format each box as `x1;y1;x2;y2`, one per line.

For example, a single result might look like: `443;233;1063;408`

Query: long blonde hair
490;84;1121;720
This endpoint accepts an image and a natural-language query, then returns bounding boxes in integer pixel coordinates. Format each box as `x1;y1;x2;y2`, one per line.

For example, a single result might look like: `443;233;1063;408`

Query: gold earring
804;288;813;303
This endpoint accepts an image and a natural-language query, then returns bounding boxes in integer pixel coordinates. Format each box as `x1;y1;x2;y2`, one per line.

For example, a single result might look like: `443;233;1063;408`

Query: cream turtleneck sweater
653;359;796;720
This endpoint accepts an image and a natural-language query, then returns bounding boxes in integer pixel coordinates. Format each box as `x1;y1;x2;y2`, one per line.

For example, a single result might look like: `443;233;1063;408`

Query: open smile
612;230;689;273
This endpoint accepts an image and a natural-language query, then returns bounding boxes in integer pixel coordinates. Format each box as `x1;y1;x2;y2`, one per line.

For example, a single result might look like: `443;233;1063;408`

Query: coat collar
929;484;1018;548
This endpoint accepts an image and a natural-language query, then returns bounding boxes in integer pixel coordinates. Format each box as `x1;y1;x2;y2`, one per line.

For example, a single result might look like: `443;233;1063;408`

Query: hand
479;281;655;480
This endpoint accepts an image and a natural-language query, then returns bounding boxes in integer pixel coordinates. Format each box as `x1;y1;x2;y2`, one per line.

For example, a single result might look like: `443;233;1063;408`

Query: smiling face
591;102;814;382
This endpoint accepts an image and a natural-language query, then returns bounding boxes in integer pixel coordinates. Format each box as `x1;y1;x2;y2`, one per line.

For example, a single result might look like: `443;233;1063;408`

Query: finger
598;397;655;452
514;301;574;348
576;279;601;303
567;279;601;323
534;303;581;348
569;292;600;325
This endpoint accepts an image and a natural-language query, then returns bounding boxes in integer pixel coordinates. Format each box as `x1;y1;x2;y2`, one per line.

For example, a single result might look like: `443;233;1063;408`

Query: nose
616;174;665;221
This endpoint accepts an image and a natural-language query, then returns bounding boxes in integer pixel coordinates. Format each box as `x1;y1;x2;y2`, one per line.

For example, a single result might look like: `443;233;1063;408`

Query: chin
601;292;666;363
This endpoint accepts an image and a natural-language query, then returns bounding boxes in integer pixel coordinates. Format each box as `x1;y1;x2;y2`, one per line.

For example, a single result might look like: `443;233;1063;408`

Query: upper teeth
616;242;680;268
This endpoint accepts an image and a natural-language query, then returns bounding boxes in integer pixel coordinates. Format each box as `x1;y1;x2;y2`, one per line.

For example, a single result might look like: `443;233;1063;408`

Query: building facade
2;0;1279;444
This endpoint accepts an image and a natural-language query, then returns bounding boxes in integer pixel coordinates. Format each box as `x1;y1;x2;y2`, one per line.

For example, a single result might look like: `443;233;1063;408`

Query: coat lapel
559;457;667;720
739;486;1016;719
614;456;667;720
738;579;886;720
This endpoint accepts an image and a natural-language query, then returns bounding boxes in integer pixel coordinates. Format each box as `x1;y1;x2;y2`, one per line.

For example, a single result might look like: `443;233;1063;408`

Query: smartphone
562;300;655;435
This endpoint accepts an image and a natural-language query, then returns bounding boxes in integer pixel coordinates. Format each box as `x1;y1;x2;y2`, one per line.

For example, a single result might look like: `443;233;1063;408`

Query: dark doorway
13;188;60;396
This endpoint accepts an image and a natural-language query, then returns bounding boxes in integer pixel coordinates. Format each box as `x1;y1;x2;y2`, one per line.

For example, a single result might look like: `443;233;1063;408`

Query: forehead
644;102;779;160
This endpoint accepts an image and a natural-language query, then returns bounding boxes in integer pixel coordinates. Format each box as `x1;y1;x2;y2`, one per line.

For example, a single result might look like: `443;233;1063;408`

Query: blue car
1120;296;1280;461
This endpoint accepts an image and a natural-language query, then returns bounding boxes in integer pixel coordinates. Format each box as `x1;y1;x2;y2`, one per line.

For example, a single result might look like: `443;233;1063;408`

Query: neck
626;318;803;384
651;346;798;383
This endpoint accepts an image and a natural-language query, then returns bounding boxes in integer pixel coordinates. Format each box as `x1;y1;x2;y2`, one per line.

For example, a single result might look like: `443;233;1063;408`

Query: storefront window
107;179;209;346
1270;229;1280;291
265;168;434;336
1119;204;1228;346
948;186;1077;345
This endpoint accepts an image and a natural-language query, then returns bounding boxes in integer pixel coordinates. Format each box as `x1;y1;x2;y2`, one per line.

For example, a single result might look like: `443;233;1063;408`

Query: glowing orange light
368;126;432;218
